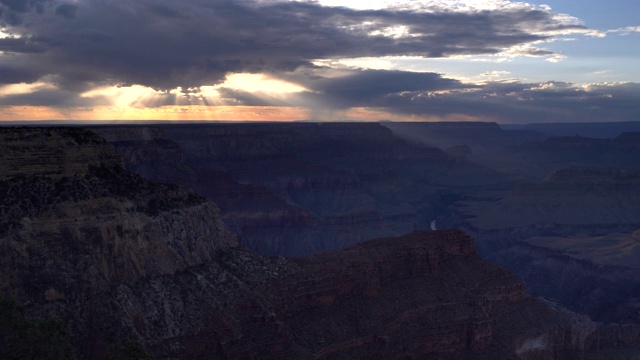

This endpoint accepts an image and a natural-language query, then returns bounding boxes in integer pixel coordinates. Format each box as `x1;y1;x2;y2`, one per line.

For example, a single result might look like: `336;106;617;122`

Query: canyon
93;123;509;257
2;125;640;359
89;122;640;327
391;123;640;326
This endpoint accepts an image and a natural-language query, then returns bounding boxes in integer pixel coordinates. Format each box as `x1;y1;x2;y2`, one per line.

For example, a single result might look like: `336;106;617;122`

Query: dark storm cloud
0;0;582;91
0;87;98;107
0;0;49;13
375;81;640;123
275;68;466;108
4;0;631;123
0;0;52;24
0;36;47;53
0;66;41;83
315;70;464;105
269;67;640;123
54;3;76;19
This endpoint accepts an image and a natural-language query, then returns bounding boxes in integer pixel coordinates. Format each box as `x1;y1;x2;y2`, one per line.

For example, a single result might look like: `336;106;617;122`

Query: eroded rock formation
2;126;640;359
92;123;508;257
0;127;122;181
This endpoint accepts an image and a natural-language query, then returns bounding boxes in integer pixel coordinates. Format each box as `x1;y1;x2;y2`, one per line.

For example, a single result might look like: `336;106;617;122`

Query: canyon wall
2;126;640;359
92;123;508;256
0;127;122;180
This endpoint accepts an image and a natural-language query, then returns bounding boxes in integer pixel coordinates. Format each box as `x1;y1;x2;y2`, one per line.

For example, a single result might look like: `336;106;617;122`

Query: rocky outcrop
3;201;235;289
273;230;531;359
0;128;238;357
0;127;122;180
39;227;640;359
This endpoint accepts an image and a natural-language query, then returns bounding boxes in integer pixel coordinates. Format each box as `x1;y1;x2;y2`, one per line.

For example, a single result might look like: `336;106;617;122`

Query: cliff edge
1;127;638;359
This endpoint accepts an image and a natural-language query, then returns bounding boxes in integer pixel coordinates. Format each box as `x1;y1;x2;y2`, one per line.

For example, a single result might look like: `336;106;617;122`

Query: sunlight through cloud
0;82;56;96
220;74;307;94
81;85;163;108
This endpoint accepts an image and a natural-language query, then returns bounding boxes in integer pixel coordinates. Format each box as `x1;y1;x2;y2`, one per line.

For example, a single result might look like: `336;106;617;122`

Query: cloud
480;71;511;78
0;82;97;106
608;26;640;36
207;67;640;123
54;3;76;19
0;66;42;83
0;0;590;92
286;68;465;108
2;0;635;123
0;36;47;53
372;80;640;123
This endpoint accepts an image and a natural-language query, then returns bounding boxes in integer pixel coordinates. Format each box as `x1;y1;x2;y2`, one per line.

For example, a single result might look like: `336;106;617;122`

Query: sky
0;0;639;123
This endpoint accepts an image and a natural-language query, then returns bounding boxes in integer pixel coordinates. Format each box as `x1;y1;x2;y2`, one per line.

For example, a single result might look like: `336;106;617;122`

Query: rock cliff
91;123;507;256
0;128;237;357
442;163;640;325
2;126;640;359
90;124;640;330
0;127;122;180
489;234;640;325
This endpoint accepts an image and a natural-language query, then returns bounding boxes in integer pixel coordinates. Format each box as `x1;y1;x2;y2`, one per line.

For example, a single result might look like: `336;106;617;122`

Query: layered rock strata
0;127;122;180
91;123;507;257
2;126;640;359
0;128;237;357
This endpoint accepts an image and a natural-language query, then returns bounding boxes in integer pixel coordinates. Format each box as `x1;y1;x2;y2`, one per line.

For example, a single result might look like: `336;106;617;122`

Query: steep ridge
1;126;640;359
277;231;534;359
0;127;122;180
0;127;238;357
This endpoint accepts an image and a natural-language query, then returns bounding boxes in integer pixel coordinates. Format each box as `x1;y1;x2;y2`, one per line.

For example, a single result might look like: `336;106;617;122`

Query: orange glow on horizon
0;105;492;123
0;105;310;122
